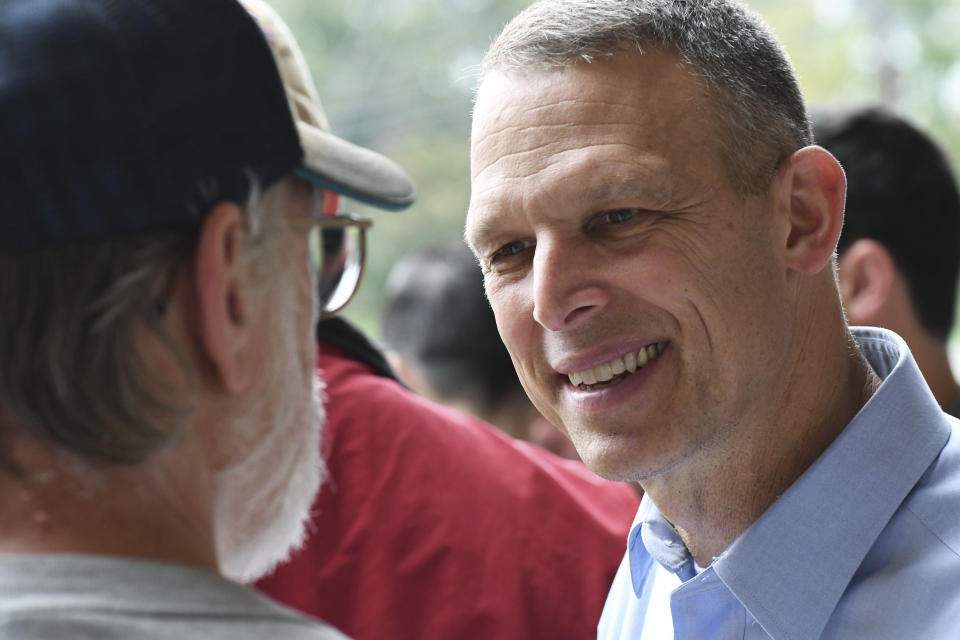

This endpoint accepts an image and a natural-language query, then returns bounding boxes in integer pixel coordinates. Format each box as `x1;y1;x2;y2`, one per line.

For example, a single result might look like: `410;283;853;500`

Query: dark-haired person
814;105;960;417
381;240;578;458
466;0;960;637
0;0;414;637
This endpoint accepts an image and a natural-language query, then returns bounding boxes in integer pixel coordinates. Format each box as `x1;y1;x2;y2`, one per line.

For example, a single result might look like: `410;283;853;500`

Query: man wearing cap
0;0;413;637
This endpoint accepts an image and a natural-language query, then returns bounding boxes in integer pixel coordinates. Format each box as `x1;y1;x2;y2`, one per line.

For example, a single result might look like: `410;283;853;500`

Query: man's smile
568;341;669;389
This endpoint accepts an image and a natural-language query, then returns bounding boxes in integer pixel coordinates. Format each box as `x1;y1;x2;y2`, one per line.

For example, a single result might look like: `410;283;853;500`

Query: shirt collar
627;327;953;640
629;494;699;593
716;327;952;639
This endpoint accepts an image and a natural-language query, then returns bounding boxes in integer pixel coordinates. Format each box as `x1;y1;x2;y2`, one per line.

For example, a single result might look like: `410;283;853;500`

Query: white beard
213;280;326;584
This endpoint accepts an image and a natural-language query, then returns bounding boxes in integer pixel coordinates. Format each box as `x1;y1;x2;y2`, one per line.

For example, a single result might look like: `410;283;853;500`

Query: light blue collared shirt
598;327;960;640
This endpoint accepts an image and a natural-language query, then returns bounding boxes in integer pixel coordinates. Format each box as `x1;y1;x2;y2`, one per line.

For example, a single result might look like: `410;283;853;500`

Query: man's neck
640;320;881;567
0;433;219;573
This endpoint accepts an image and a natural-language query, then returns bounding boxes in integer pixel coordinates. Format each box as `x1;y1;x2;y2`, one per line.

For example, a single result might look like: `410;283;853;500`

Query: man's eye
600;209;640;224
492;239;534;260
586;208;650;235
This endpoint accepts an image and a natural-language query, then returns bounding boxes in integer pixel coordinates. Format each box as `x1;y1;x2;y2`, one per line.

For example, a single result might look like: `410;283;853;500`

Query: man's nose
531;236;610;332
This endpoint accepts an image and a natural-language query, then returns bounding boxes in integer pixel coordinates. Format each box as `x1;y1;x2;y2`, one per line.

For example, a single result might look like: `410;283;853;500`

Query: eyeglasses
308;213;372;319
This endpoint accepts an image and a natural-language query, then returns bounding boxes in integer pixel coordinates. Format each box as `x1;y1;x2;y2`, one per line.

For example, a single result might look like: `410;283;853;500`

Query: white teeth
624;351;637;373
636;347;649;368
567;342;667;388
581;368;597;385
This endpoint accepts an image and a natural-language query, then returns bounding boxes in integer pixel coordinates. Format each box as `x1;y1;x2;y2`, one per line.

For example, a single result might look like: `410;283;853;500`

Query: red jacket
257;319;640;639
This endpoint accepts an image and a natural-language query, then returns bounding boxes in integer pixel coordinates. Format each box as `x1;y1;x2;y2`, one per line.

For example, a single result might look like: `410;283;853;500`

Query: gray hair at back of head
481;0;812;193
0;176;289;469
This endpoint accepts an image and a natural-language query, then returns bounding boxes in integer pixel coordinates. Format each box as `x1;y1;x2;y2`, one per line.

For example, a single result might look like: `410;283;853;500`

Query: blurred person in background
381;240;579;458
814;105;960;417
249;2;640;639
0;0;412;637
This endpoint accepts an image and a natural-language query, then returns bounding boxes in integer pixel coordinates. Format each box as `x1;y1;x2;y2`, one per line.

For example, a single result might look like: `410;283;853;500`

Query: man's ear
193;202;254;392
778;146;846;275
836;238;895;325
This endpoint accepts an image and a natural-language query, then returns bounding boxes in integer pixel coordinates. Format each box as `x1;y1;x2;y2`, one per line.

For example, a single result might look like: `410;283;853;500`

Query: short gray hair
0;177;291;469
480;0;812;194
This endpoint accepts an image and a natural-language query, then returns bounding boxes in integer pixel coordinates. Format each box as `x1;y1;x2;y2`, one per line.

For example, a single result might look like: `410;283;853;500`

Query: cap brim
295;122;416;211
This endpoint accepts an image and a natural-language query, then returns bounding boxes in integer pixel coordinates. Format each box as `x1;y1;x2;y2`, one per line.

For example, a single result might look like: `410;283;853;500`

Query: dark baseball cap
0;0;416;252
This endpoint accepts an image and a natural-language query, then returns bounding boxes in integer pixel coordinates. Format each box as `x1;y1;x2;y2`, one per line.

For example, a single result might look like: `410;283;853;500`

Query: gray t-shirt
0;554;349;639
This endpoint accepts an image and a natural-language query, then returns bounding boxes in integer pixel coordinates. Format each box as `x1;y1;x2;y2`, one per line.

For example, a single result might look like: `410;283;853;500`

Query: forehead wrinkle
473;100;659;159
479;96;659;136
472;98;691;186
472;135;667;186
474;139;679;209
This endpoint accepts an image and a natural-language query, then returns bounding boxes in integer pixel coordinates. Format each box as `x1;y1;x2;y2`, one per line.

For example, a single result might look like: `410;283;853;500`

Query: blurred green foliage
267;0;960;342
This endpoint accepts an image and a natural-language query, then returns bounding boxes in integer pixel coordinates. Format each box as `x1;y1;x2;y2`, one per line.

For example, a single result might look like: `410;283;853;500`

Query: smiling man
466;1;960;638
